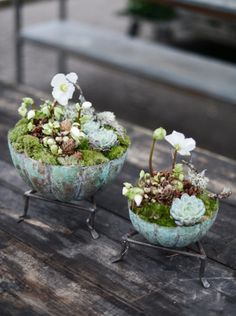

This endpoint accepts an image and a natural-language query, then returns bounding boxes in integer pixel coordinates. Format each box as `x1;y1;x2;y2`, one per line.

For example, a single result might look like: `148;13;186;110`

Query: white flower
51;73;76;106
82;101;92;110
70;126;85;141
165;131;196;156
27;110;35;120
134;194;143;206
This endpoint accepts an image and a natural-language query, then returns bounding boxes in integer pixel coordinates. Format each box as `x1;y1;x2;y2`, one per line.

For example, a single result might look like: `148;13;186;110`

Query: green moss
133;202;176;227
12;135;25;152
198;193;219;217
117;134;131;148
77;138;90;150
9;122;28;143
33;151;58;165
22;135;58;165
80;150;109;166
105;145;126;160
133;193;218;227
15;118;29;127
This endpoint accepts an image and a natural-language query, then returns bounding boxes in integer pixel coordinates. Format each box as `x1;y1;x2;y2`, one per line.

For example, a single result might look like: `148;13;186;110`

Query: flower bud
153;127;166;141
22;97;34;106
47;138;56;146
50;144;58;155
27;110;35;120
18;105;27;117
82;101;92;110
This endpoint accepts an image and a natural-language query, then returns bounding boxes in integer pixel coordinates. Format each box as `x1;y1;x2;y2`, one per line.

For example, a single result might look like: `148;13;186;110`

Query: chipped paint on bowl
129;207;218;248
8;139;127;202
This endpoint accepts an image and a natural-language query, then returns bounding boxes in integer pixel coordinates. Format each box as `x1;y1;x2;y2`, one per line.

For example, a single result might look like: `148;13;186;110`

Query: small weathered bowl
129;207;218;248
8;139;127;202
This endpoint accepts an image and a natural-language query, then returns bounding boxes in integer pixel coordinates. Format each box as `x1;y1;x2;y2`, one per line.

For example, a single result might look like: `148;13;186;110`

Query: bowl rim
8;133;129;170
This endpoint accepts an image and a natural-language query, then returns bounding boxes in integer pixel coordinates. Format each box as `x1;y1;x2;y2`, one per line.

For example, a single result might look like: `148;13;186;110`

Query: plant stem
172;149;177;170
75;83;85;103
149;139;156;176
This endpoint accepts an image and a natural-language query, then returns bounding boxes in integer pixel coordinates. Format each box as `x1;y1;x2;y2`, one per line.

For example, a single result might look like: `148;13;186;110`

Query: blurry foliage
124;0;176;21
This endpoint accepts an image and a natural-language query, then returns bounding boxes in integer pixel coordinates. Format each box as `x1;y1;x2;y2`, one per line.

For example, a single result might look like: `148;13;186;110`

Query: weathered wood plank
0;230;144;316
0;199;236;316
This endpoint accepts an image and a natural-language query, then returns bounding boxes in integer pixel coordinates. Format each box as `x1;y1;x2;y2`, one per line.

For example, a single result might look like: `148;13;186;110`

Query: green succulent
88;128;118;151
170;193;206;226
82;120;100;134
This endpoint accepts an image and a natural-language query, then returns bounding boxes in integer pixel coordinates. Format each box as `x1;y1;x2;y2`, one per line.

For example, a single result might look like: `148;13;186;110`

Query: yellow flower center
60;83;68;92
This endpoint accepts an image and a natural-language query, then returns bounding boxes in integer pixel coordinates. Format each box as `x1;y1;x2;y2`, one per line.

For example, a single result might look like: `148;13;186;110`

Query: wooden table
0;83;236;315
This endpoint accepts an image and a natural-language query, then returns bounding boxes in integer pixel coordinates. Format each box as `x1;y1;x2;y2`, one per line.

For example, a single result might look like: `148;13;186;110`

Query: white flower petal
66;72;78;84
51;73;67;87
183;138;196;151
134;194;143;206
165;131;185;147
66;84;75;99
178;148;191;156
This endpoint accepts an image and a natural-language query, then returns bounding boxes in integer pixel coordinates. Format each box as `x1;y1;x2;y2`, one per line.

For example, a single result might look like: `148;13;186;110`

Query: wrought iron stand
112;231;210;288
18;190;99;240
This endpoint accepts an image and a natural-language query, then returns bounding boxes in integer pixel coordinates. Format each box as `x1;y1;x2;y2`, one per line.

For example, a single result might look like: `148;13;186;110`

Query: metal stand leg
198;242;210;288
18;191;100;239
18;190;35;223
127;19;141;37
86;196;99;240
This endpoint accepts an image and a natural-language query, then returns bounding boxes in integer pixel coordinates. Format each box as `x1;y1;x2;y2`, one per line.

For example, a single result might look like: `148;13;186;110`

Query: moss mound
105;145;126;160
117;134;131;148
9;122;28;143
132;194;218;227
80;150;109;166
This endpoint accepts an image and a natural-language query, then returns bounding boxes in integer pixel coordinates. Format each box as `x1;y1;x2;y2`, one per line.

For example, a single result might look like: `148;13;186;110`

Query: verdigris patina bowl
8;140;127;202
129;208;218;248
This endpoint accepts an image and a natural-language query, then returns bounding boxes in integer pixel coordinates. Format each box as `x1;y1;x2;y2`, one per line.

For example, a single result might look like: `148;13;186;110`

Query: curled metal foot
201;277;210;289
112;235;130;263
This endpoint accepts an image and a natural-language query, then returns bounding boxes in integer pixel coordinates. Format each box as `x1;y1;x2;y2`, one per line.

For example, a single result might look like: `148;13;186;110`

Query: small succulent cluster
123;127;231;227
9;73;130;166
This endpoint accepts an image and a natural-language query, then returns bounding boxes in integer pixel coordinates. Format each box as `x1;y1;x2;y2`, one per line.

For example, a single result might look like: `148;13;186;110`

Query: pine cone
61;139;76;155
60;119;72;132
183;179;200;196
31;125;42;138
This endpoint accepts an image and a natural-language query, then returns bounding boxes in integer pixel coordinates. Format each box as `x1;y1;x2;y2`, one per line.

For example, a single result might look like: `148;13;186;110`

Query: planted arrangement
8;73;130;201
123;128;231;247
9;73;130;166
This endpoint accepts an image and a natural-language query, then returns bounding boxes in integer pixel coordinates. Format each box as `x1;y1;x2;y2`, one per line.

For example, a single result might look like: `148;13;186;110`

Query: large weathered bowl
129;207;218;248
8;139;127;202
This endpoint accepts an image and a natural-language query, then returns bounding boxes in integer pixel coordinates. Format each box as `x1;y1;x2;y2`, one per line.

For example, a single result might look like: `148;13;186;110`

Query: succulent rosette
9;73;130;167
170;194;206;226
